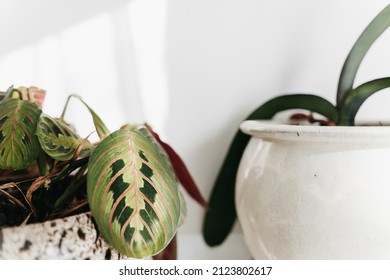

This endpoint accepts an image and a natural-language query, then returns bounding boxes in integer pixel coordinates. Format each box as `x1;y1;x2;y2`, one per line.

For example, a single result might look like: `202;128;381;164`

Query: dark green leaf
203;94;338;246
338;77;390;125
337;4;390;105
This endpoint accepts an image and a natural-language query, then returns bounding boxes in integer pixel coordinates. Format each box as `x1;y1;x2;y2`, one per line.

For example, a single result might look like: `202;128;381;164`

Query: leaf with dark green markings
87;127;181;258
36;114;93;161
203;94;338;246
0;98;41;170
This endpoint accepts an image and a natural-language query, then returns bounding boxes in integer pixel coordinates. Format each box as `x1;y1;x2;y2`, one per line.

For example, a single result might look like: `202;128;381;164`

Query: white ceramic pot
0;212;132;260
236;120;390;259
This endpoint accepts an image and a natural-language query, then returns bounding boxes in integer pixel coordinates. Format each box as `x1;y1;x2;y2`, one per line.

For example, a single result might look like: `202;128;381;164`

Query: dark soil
0;175;89;229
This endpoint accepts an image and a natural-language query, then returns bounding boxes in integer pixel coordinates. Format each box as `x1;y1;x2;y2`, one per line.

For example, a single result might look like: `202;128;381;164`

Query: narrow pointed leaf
203;94;338;246
338;77;390;125
62;95;110;139
146;125;207;209
36;114;93;161
0;98;41;170
337;4;390;105
78;97;110;139
87;127;181;258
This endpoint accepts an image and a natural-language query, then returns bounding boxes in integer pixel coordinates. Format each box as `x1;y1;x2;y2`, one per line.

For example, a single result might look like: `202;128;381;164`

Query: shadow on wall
0;0;143;141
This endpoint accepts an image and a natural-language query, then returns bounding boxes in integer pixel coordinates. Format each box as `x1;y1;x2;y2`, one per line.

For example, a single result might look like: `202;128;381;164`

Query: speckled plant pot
0;212;132;260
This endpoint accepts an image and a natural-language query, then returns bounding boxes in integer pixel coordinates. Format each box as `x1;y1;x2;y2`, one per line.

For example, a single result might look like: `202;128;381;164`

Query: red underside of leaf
152;235;177;260
146;125;208;209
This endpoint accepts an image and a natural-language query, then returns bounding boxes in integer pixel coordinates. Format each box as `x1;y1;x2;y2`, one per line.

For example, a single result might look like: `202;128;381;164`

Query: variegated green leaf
0;98;41;170
36;114;93;161
87;127;181;258
178;190;187;227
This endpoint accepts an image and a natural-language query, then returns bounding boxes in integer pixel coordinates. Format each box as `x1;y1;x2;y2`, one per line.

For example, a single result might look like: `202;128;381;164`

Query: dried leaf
26;176;47;210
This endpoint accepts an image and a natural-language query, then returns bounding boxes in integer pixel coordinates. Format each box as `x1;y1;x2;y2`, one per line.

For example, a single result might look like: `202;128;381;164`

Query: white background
1;0;390;259
3;260;390;280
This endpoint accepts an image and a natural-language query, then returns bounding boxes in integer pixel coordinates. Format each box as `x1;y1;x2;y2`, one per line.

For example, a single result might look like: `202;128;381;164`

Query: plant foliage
203;4;390;246
0;87;204;259
0;98;41;170
87;127;181;258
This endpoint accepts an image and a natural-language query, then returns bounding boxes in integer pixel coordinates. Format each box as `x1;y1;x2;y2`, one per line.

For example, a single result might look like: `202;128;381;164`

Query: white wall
1;0;390;259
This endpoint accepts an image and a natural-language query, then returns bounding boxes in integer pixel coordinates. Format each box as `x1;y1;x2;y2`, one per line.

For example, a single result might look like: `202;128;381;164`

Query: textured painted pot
236;120;390;259
0;212;132;260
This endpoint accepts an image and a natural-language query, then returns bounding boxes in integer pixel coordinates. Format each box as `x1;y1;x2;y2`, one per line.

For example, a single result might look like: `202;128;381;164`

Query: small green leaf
61;94;110;139
87;127;181;258
337;4;390;105
36;114;93;161
0;98;41;170
203;94;338;246
0;86;15;104
338;77;390;125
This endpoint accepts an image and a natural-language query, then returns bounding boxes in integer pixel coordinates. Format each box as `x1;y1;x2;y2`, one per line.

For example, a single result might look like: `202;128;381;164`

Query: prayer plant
0;88;206;259
203;4;390;246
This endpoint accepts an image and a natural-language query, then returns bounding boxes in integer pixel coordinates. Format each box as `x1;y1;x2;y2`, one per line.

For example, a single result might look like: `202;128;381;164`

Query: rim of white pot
240;120;390;144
